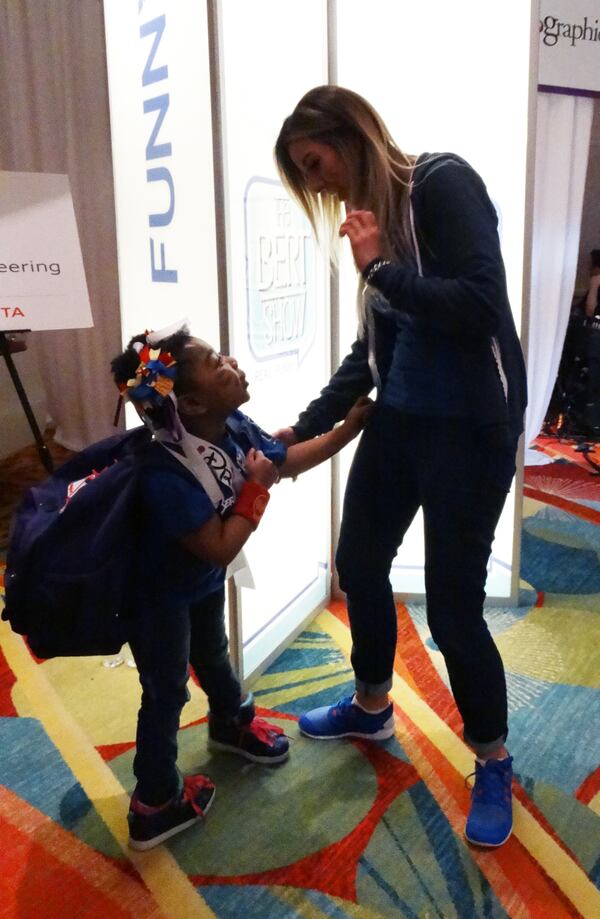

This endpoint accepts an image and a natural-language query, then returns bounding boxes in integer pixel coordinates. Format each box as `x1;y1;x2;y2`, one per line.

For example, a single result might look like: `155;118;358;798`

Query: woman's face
288;138;351;201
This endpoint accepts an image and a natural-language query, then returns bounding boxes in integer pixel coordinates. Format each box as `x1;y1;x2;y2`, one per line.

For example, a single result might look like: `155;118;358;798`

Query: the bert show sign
0;171;92;332
244;178;317;365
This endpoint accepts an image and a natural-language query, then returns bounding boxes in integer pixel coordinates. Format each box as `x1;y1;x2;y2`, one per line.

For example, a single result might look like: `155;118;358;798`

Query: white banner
103;0;219;348
539;1;600;94
0;172;92;332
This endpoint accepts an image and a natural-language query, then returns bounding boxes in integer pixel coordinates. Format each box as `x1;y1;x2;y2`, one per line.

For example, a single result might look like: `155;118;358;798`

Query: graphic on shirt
196;442;244;513
202;445;233;488
156;426;247;519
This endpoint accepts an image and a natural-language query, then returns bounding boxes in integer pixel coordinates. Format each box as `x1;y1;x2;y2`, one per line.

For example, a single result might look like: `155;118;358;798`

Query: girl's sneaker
298;695;395;740
208;692;289;764
465;755;513;847
128;773;215;851
208;715;289;764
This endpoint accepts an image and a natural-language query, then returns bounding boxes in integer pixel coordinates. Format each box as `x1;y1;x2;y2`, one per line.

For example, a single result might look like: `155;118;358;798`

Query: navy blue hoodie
293;154;527;442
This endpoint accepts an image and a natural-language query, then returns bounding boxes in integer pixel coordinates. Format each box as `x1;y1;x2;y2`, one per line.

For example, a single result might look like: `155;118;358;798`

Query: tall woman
274;85;527;848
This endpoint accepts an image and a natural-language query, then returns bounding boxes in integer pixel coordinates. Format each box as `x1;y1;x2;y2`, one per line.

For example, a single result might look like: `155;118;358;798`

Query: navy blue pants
336;406;518;753
128;587;241;805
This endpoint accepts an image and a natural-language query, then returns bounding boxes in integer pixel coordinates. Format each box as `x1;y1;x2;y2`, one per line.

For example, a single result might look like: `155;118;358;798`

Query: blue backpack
1;413;276;659
1;427;156;659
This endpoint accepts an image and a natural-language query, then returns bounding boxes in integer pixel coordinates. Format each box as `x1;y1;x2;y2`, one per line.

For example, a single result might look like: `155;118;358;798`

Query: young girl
111;323;371;850
273;85;527;848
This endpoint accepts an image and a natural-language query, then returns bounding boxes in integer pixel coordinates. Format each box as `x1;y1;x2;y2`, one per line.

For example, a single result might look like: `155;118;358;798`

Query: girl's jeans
128;587;240;805
336;406;518;755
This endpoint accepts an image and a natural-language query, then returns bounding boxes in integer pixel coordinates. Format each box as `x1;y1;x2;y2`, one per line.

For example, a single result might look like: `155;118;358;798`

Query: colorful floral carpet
531;433;600;473
0;461;599;917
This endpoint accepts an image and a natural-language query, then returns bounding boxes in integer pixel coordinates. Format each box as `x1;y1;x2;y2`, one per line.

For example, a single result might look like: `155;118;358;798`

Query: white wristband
364;259;392;286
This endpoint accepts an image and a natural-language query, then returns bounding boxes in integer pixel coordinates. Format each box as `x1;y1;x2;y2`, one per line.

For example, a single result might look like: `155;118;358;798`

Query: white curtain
0;0;122;451
525;92;594;464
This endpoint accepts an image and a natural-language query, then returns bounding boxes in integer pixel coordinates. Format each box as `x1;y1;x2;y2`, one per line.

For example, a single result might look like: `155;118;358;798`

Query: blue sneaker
465;756;513;847
298;695;395;740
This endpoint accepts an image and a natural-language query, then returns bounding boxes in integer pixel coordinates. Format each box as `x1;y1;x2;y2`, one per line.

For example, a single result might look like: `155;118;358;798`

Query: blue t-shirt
134;411;286;607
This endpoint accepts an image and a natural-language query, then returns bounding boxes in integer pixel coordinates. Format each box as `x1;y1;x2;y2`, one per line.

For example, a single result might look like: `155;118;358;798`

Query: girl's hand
245;449;279;488
340;396;375;437
339;210;382;272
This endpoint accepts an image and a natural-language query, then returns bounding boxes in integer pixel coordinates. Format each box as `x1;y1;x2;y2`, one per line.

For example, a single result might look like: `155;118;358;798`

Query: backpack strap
139;437;255;589
152;429;245;515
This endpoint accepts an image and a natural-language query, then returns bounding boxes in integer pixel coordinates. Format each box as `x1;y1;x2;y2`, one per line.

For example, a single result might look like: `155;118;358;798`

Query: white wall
334;0;534;600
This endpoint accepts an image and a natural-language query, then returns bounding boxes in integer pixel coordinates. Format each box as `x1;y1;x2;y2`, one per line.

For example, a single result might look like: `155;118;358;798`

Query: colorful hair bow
120;342;177;408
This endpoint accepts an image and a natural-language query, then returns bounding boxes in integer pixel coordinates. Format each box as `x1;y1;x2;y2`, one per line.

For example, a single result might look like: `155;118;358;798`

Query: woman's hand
339;210;383;272
271;426;298;447
245;448;279;488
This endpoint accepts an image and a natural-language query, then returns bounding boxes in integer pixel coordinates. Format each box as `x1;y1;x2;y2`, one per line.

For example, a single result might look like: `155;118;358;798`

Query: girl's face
288;138;351;201
183;341;250;416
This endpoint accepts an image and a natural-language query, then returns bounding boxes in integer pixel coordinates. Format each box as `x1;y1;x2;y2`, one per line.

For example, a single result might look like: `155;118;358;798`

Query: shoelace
183;774;214;816
245;718;285;746
465;761;512;806
332;697;386;719
332;697;354;718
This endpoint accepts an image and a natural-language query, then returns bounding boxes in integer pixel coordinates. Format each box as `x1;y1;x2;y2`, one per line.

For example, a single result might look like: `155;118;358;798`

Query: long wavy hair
275;85;417;266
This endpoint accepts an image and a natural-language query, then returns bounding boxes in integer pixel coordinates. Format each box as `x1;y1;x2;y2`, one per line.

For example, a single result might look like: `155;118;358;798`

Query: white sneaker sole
128;789;215;851
207;737;289;764
299;719;396;742
465;826;512;848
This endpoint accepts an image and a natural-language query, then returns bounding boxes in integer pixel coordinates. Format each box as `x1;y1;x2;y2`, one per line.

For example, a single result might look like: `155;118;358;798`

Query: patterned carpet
531;434;600;473
0;449;598;917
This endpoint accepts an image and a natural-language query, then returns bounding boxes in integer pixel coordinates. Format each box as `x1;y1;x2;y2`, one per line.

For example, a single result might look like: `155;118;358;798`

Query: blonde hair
275;85;416;264
275;86;418;333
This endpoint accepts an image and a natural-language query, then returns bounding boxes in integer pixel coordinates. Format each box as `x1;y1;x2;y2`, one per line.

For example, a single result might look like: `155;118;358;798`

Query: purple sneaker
208;716;289;764
208;692;289;764
298;695;395;740
128;773;215;851
465;756;513;847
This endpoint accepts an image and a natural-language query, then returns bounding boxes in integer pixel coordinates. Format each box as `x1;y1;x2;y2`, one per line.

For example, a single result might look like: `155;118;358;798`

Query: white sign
539;1;600;95
245;178;317;365
0;172;92;332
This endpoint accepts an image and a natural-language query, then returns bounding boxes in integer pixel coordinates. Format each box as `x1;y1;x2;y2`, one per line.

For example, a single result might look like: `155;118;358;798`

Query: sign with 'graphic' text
0;172;92;332
539;0;600;94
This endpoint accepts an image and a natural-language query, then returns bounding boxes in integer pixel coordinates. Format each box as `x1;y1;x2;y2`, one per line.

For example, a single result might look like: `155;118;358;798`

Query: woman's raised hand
271;426;298;447
339;210;382;272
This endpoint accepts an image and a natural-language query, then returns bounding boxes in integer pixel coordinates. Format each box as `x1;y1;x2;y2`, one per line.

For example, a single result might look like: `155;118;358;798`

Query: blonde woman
274;85;527;848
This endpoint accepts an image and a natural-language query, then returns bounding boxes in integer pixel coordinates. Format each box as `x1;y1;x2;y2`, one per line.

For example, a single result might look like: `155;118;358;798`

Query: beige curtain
0;0;123;450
